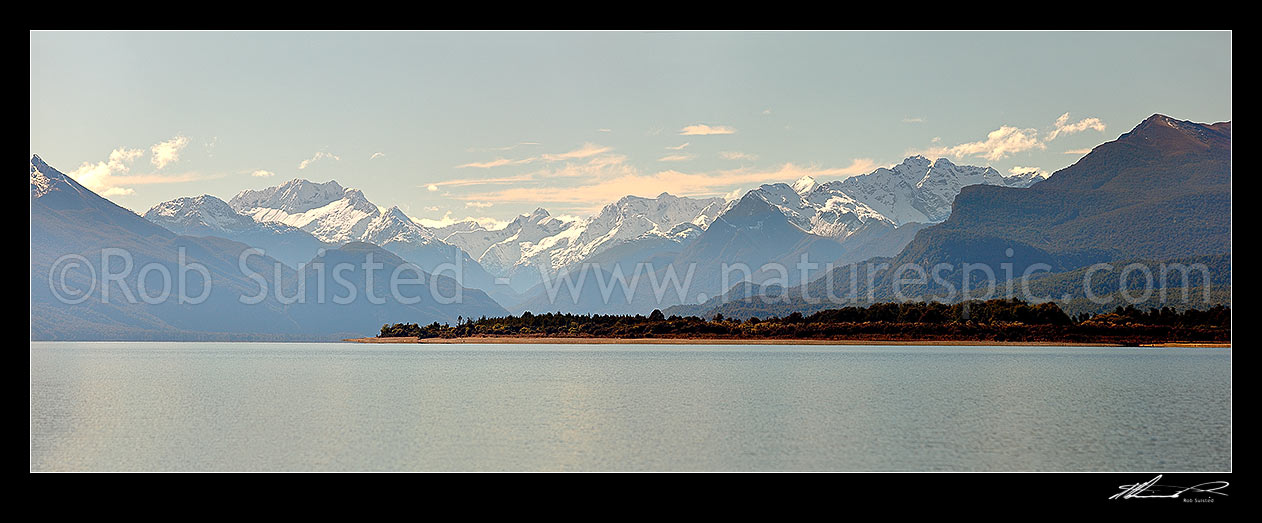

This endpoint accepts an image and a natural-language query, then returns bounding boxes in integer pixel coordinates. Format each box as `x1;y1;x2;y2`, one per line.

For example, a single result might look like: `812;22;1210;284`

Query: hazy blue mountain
283;242;507;335
31;155;504;340
229;178;505;303
143;194;326;267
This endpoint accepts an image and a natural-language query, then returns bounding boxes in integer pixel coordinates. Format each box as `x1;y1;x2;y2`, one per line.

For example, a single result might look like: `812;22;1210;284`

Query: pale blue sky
30;31;1231;226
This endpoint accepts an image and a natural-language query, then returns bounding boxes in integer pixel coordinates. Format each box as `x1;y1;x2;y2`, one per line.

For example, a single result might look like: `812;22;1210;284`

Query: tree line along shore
372;299;1230;346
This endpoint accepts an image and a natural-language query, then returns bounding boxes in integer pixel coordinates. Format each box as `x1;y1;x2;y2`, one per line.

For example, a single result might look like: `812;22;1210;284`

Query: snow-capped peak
229;178;382;243
792;175;817;195
143;194;257;234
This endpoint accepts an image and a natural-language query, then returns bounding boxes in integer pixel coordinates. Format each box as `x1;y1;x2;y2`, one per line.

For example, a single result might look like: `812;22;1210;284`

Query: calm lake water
30;342;1231;471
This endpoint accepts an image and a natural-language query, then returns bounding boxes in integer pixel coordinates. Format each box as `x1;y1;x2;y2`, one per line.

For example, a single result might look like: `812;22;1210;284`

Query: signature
1110;475;1229;500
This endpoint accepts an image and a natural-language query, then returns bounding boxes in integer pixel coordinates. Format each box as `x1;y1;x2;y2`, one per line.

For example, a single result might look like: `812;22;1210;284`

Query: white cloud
1063;148;1093;155
1046;113;1107;141
720;151;758;161
658;154;693;162
68;147;143;194
665;142;690;150
679;124;736;136
416;210;507;231
761;108;772;115
597;128;612;133
902;117;926;123
919;126;1045;162
465;201;494;209
457;158;531;169
1009;166;1049;178
68;146;219;197
298;151;340;170
914;113;1106;162
370;152;386;160
427;184;438;191
150;135;190;169
251;170;275;178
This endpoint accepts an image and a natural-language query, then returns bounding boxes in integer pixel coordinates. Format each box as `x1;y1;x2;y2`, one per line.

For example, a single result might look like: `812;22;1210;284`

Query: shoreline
342;336;1230;348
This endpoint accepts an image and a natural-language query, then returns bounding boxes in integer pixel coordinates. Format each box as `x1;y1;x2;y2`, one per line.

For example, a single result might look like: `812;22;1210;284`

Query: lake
29;342;1231;471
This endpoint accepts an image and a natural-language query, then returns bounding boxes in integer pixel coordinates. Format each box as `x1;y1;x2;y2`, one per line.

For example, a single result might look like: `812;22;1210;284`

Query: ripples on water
30;342;1231;471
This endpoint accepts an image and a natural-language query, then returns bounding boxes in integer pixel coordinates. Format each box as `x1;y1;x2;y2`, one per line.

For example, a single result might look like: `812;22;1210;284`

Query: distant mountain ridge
137;153;1043;316
143;194;325;267
31;156;505;340
674;114;1232;320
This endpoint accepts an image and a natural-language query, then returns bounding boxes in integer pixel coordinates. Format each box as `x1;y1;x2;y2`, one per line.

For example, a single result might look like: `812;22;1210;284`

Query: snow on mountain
227;179;501;289
361;205;439;247
791;175;817;195
745;180;887;240
141;194;327;267
29;158;55;198
229;179;379;243
437;193;726;291
541;193;726;270
743;156;1042;238
145;195;259;234
827;156;1038;226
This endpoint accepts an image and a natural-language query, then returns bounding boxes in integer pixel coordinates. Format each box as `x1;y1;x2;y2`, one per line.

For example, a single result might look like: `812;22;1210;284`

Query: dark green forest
378;299;1230;345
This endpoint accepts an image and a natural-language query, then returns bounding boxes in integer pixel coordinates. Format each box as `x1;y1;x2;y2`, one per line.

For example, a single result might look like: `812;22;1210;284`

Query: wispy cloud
465;201;494;209
902;117;926;124
466;141;541;153
370;152;386;160
665;142;690;150
457;143;613;168
454;158;876;213
1063;148;1093;155
540;143;611;161
658;154;693;162
679;124;736;136
456;158;533;169
150;135;190;169
1046;113;1107;141
250;170;275;178
298;151;340;170
426;174;537;188
719;151;758;161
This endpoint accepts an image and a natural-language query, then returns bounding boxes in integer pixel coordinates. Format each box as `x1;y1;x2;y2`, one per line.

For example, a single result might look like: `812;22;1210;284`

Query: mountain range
670;114;1232;319
31;157;505;340
32;114;1220;339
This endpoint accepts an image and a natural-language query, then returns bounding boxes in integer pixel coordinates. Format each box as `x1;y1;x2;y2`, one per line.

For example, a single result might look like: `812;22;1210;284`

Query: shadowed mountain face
143;194;327;268
31;156;505;340
674;115;1231;319
895;114;1230;272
